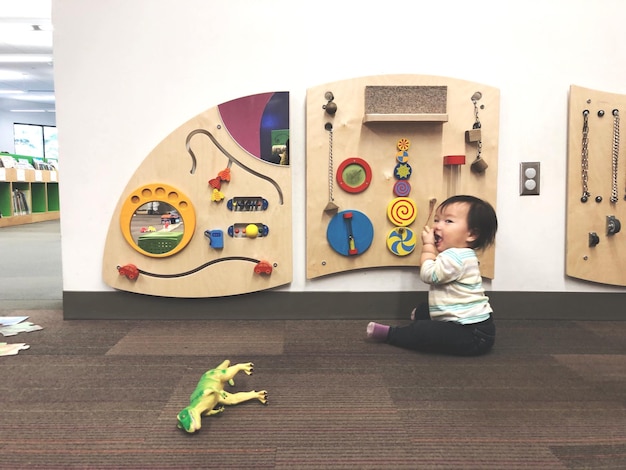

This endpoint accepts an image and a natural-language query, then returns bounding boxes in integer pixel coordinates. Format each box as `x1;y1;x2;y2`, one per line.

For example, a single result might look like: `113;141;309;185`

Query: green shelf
47;182;60;211
0;182;11;217
0;170;60;226
31;183;47;213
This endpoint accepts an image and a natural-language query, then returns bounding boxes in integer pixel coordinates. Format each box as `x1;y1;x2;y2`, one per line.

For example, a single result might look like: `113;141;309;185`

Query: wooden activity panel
102;92;292;298
566;85;626;286
306;75;500;279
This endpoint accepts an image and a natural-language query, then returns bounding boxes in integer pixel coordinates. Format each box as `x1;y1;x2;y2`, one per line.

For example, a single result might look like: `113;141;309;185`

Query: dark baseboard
62;290;626;321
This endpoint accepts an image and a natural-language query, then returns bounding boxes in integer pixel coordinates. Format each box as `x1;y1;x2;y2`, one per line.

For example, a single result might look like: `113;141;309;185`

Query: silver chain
581;110;590;202
327;125;334;203
472;97;482;160
473;98;480;125
611;109;620;203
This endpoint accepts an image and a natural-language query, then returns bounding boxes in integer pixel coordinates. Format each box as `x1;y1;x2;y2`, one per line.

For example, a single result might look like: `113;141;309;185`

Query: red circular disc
337;157;372;194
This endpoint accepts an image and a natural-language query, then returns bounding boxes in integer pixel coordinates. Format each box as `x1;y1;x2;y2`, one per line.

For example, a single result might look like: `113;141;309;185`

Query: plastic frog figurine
177;360;268;433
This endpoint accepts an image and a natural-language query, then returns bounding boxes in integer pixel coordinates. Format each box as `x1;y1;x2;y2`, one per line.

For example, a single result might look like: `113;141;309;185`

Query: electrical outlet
520;162;540;196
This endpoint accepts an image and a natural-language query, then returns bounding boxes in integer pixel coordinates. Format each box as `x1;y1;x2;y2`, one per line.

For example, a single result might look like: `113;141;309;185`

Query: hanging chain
473;97;481;127
611;109;620;203
327;124;334;203
580;110;590;202
472;97;483;161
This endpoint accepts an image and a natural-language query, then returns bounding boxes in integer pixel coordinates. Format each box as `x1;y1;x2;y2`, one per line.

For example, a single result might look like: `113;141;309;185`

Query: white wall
53;0;626;294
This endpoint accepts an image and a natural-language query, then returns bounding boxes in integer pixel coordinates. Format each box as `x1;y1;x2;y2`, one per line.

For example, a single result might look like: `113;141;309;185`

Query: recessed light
10;109;47;113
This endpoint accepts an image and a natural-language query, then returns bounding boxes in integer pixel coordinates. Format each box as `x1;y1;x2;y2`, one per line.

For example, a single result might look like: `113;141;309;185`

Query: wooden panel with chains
566;85;626;285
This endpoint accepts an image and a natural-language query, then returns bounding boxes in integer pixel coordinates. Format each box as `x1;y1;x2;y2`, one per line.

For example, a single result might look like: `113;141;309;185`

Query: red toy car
254;261;273;275
118;264;139;280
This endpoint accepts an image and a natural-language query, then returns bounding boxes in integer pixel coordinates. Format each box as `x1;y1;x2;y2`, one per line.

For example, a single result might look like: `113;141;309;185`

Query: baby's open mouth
434;234;442;245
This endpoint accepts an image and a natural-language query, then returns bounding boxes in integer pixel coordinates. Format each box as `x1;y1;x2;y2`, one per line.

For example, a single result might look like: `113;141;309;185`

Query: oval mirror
119;183;196;258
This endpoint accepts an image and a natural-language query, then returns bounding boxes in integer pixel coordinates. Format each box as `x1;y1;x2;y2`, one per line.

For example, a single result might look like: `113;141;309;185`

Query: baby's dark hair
438;195;498;250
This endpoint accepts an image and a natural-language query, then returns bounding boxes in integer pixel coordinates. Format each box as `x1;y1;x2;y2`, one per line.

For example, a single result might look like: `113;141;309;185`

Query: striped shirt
419;247;492;325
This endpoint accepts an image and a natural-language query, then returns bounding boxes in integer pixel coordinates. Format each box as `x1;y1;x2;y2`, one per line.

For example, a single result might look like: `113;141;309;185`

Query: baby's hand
422;226;435;245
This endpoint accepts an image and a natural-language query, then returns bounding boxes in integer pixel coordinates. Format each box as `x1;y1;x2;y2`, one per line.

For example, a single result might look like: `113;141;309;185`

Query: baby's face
431;202;476;252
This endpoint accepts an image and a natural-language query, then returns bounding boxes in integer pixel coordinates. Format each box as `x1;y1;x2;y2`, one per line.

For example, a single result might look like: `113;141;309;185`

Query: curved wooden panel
102;92;292;298
306;75;499;279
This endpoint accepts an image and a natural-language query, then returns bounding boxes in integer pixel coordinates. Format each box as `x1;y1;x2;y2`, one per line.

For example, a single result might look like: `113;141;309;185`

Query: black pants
386;303;495;356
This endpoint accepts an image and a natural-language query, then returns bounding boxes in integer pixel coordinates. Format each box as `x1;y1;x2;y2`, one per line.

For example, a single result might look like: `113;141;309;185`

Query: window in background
44;125;58;160
14;123;44;158
13;123;57;160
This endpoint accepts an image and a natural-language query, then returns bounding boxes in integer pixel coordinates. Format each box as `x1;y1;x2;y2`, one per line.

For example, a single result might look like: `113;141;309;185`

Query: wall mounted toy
326;210;374;256
228;223;269;238
204;229;224;248
117;263;139;280
306;75;500;279
324;122;340;213
566;85;626;286
323;91;337;115
102;91;292;297
386;226;416;256
337;157;372;193
393;180;411;197
467;91;489;174
443;155;466;197
387;197;417;227
394;162;412;180
177;360;268;434
227;197;269;211
117;256;274;280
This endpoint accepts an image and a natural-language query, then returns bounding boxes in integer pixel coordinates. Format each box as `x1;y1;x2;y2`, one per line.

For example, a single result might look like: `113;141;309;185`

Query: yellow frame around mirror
119;183;196;258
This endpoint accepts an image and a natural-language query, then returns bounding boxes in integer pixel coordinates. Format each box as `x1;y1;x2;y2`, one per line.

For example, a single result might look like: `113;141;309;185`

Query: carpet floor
1;309;625;469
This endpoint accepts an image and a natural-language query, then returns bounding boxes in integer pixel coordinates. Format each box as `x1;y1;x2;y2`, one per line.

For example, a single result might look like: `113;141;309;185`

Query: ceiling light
10;109;47;113
9;109;55;113
13;93;55;101
0;90;25;94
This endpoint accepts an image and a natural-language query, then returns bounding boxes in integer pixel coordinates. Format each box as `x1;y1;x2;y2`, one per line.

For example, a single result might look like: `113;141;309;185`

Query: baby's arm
420;248;464;285
420;226;437;266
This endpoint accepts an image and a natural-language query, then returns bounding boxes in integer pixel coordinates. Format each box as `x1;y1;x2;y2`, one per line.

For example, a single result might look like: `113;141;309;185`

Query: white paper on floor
0;321;43;337
0;342;30;356
0;316;29;326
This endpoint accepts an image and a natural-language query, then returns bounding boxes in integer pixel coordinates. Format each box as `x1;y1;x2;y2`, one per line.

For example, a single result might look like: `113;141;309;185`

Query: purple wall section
217;92;274;158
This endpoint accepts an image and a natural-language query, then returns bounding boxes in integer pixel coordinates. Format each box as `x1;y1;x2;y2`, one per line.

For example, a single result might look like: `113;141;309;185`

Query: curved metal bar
186;128;284;204
137;256;262;278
